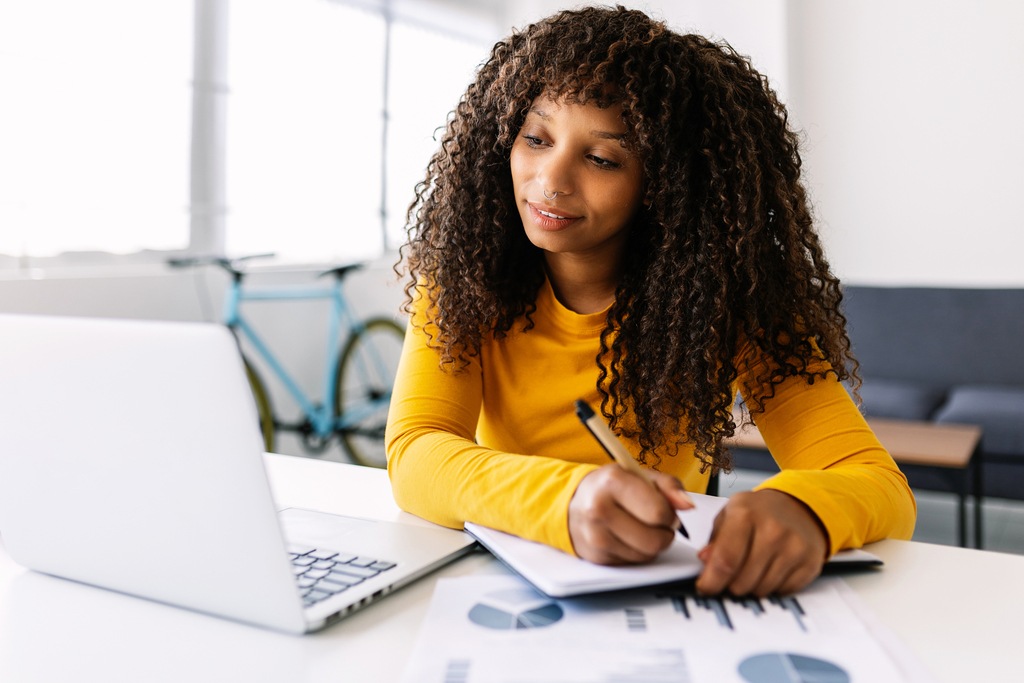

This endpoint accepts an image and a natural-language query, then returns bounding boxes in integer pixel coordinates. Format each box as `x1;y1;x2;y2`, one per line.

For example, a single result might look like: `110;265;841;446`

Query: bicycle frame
223;277;379;438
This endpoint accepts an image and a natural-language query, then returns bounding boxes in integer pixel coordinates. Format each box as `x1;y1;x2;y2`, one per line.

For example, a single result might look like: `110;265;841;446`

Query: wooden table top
726;415;982;469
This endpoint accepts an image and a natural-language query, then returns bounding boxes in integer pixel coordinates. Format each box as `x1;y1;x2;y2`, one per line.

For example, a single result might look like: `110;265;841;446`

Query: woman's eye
523;134;546;147
588;154;621;169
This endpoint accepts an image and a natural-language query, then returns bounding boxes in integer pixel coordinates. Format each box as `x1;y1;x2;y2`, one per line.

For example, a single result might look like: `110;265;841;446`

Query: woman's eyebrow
591;130;626;141
526;106;627;142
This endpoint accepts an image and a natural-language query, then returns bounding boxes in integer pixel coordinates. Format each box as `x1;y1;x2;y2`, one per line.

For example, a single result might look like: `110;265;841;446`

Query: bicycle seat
318;264;364;281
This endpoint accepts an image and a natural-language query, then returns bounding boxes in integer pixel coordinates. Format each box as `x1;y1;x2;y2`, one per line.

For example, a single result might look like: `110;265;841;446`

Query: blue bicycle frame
223;277;382;437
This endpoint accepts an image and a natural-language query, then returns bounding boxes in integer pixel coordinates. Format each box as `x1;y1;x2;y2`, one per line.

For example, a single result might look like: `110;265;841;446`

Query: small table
724;415;983;548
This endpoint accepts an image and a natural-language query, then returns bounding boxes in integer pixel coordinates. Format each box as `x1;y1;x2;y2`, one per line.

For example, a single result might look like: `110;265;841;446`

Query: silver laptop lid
0;314;306;634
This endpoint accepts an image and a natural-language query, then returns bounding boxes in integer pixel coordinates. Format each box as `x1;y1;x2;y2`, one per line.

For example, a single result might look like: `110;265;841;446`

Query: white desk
1;453;1022;682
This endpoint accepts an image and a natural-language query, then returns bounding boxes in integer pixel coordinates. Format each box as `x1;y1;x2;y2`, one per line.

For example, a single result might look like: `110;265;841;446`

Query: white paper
466;492;881;598
401;574;935;683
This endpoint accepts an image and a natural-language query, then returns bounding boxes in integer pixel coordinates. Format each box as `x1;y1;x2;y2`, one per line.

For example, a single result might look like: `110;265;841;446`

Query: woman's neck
544;254;620;315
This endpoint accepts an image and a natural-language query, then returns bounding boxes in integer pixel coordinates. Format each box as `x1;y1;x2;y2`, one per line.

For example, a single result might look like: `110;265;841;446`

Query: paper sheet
465;492;881;598
401;574;935;683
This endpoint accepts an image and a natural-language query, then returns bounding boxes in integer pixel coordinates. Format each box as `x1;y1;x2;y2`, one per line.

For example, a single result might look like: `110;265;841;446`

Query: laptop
0;313;475;635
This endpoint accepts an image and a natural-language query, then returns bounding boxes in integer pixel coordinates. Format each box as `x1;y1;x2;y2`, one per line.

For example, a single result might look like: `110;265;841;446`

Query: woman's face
510;95;644;265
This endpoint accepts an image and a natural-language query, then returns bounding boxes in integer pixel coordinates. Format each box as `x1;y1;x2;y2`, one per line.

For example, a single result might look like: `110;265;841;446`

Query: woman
386;6;915;597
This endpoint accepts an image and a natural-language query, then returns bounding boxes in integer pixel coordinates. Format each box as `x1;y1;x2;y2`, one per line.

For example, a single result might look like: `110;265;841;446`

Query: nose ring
543;189;558;200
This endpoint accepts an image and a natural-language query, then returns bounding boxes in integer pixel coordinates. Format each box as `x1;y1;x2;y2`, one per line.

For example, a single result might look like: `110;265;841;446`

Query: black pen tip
574;399;595;420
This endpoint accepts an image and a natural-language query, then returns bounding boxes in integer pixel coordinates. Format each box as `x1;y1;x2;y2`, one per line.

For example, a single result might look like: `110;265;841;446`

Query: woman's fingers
568;465;688;564
696;489;829;596
568;470;829;597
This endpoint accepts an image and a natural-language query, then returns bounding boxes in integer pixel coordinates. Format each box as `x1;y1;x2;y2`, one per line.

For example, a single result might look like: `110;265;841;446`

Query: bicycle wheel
244;356;276;452
334;317;405;468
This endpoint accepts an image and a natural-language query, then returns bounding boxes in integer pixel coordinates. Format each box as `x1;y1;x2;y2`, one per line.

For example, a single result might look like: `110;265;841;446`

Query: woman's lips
527;202;581;230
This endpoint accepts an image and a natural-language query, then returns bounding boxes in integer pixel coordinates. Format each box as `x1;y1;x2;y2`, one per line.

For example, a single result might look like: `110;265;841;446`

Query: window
385;21;484;248
0;0;193;263
225;1;386;263
227;0;494;263
0;0;498;269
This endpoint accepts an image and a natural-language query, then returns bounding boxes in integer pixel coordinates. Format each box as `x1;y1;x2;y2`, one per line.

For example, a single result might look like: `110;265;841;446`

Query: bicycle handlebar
167;253;364;282
167;253;276;278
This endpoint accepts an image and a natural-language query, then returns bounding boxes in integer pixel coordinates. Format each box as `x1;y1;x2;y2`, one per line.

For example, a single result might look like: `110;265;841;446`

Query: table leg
957;486;968;548
972;451;984;550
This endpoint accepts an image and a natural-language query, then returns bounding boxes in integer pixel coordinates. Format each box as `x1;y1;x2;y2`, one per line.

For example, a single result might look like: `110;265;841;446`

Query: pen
574;399;690;539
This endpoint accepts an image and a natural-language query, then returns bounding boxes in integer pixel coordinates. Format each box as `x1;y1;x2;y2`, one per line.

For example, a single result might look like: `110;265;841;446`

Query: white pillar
189;0;229;255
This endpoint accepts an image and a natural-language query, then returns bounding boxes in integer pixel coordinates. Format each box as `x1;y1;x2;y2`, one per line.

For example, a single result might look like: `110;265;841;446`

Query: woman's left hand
695;489;829;596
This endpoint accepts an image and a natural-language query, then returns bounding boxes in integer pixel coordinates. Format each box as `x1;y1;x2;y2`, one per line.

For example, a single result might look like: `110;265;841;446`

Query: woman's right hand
568;464;693;565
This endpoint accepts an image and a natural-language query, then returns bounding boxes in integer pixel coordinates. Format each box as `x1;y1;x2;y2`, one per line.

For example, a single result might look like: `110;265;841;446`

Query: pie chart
738;652;850;683
467;588;564;630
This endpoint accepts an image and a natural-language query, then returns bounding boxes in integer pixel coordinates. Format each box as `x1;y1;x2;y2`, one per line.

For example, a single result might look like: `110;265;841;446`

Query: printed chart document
401;574;935;683
465;493;881;598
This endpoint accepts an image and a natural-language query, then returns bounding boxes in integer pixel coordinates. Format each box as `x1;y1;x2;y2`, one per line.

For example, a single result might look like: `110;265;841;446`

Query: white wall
503;1;1024;287
788;0;1024;286
500;1;788;98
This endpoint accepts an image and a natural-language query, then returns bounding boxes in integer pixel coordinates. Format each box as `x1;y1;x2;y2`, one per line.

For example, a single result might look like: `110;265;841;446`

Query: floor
720;468;1024;556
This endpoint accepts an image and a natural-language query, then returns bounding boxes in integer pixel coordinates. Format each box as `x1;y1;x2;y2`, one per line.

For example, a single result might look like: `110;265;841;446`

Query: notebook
466;492;883;598
0;313;475;635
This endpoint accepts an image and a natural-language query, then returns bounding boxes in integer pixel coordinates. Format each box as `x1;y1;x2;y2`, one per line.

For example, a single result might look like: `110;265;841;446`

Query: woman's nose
537;150;575;197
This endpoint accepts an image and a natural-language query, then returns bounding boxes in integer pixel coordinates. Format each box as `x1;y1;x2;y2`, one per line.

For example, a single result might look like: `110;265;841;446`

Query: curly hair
397;5;857;472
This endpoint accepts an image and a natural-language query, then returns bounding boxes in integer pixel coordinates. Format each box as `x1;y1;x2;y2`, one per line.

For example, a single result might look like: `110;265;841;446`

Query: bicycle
168;254;405;468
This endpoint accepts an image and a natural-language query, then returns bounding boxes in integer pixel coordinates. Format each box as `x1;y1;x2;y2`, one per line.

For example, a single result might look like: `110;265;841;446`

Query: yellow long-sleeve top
386;279;916;557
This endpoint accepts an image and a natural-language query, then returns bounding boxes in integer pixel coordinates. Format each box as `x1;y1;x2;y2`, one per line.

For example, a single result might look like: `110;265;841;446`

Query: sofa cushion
856;377;948;421
843;286;1024;386
933;385;1024;458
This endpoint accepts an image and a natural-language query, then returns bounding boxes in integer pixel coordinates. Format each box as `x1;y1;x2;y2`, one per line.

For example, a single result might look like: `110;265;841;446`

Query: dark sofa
732;285;1024;502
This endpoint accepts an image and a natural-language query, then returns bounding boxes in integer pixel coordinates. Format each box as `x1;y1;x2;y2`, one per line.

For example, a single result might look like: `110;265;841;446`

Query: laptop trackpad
278;507;379;549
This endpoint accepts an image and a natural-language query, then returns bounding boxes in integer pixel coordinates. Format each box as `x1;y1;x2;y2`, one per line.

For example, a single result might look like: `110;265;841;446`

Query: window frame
1;0;501;276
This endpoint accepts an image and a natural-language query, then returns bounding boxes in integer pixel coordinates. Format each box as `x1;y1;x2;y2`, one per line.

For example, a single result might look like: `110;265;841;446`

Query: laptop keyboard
288;545;397;607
